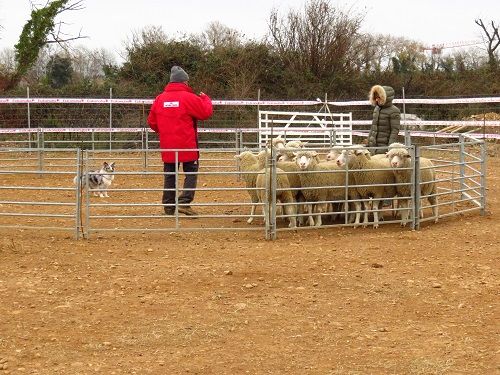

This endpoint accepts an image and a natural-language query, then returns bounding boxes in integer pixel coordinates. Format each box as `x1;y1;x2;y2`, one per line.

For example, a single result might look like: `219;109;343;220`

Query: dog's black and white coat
74;161;115;197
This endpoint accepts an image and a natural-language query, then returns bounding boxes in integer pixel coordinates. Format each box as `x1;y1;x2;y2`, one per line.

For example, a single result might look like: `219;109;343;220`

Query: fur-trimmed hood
369;85;395;106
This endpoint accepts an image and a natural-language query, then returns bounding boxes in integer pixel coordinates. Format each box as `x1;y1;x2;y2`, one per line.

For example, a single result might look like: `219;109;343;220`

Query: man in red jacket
147;66;213;216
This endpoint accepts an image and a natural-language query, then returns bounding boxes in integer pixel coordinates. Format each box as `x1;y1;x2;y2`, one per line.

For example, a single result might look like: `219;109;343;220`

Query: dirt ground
0;147;499;374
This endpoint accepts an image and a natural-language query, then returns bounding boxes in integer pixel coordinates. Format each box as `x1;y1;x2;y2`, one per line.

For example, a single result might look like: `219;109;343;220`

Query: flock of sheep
234;136;439;229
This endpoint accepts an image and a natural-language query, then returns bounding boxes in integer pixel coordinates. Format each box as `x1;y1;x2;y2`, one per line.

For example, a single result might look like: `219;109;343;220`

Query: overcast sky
1;0;498;62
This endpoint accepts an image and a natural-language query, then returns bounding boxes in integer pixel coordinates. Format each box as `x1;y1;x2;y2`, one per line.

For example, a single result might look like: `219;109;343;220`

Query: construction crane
421;40;483;55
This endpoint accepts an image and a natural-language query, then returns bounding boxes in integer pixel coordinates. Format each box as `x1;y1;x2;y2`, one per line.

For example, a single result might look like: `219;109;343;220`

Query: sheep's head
277;153;291;162
326;149;341;162
234;151;257;164
386;148;410;168
335;150;350;167
285;140;307;148
294;150;318;170
268;136;286;149
335;148;368;166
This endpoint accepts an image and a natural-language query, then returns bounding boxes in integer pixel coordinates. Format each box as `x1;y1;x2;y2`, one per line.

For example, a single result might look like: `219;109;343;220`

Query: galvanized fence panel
0;148;81;238
0;137;488;239
419;135;486;224
79;148;267;238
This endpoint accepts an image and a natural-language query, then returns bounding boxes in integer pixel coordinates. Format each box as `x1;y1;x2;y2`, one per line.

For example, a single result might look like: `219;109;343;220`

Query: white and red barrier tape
1;127;498;139
0;97;499;105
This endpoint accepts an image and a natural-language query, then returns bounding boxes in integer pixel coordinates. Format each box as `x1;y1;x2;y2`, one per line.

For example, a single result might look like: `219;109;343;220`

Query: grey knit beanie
170;66;189;82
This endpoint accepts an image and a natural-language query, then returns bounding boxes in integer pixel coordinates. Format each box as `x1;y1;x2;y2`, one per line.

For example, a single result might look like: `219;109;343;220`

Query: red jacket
147;83;213;163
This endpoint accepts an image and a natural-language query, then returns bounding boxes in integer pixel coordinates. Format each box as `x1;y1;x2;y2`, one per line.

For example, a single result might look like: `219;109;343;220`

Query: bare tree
267;0;363;80
0;48;17;74
70;46;116;80
475;18;500;69
204;21;244;49
6;0;87;90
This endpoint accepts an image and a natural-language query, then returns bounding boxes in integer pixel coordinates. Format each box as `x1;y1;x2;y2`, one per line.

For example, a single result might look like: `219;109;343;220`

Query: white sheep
335;148;397;228
257;149;308;226
255;167;297;228
267;136;286;150
294;150;348;227
234;151;261;223
386;143;438;226
277;140;308;162
325;149;341;162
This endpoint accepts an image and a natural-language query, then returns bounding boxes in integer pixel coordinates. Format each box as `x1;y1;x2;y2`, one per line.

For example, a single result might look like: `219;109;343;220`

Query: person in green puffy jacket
367;85;401;154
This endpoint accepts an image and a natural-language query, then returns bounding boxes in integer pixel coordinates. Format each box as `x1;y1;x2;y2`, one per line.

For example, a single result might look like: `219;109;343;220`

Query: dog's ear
110;162;115;168
103;161;109;167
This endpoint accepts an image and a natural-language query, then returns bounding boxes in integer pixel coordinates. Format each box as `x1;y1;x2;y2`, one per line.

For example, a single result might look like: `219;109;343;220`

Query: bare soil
0;148;498;374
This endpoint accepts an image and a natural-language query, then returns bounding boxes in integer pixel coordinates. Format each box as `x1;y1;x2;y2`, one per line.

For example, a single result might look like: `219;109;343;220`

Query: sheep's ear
405;154;411;158
292;156;297;162
385;153;390;158
300;141;308;147
292;151;298;156
310;151;318;157
234;154;241;160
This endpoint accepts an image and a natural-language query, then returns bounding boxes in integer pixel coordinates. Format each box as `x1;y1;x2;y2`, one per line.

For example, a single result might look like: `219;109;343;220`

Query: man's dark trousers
162;161;198;209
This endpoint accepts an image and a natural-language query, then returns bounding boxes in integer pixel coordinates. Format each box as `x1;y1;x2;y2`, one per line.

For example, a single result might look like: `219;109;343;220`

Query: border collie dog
74;161;115;197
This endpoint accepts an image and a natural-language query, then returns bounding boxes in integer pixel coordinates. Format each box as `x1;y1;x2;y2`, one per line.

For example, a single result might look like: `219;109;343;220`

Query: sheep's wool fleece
368;85;401;154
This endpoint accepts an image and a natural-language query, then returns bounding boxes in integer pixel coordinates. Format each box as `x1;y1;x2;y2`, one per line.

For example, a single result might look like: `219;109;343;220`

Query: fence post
27;86;32;149
269;147;277;240
84;150;90;239
37;128;44;175
141;128;147;172
459;134;466;200
145;128;150;169
413;145;421;230
402;87;411;146
480;140;487;216
236;129;242;182
109;87;113;151
75;148;82;240
234;128;239;150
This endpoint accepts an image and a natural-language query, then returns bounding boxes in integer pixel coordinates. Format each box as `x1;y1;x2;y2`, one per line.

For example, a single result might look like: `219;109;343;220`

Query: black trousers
162;161;199;207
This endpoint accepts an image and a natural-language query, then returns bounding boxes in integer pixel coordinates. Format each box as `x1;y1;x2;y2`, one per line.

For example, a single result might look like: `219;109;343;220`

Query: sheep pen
0;140;497;374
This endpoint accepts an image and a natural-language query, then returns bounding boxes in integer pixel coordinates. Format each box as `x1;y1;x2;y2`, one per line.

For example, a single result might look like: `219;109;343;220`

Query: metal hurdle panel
258;110;352;148
0;148;82;238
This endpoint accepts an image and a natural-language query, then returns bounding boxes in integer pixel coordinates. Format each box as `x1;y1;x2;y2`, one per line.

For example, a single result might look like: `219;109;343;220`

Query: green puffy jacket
367;85;401;154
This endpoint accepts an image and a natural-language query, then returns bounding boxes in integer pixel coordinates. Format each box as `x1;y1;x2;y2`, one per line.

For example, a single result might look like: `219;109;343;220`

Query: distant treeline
1;1;499;101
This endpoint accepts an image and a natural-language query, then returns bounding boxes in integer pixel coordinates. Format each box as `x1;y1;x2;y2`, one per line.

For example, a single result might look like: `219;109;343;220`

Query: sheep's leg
307;204;315;226
284;202;297;229
372;199;380;229
346;201;355;224
392;197;399;218
247;204;256;224
362;200;370;228
353;200;362;227
428;194;438;223
247;196;259;224
313;204;323;227
296;194;305;226
400;199;410;227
